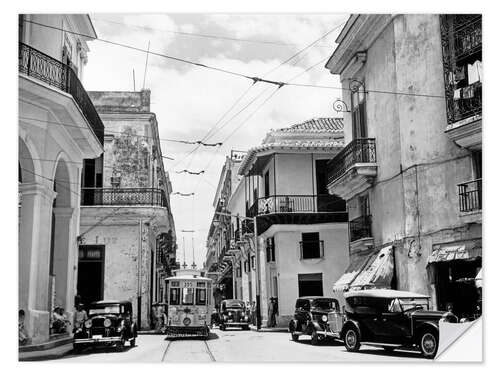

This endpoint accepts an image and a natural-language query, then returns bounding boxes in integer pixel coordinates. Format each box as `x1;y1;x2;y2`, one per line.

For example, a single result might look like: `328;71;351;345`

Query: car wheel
311;330;320;346
291;333;299;341
344;328;361;352
420;330;438;359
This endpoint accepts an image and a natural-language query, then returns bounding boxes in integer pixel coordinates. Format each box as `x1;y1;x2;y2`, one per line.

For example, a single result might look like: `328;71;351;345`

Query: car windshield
398;298;429;312
311;299;338;310
88;305;120;315
225;301;245;309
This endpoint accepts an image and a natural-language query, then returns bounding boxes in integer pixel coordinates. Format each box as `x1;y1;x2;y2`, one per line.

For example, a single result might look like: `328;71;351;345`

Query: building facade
325;14;482;320
78;90;176;329
206;119;350;327
19;14;104;346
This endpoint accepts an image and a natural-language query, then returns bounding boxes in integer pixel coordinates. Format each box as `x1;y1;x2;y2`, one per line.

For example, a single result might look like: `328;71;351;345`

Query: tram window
182;287;194;305
170;288;180;305
196;289;207;305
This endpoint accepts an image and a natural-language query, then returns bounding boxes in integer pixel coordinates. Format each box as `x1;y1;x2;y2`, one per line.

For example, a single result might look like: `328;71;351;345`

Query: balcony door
351;83;367;140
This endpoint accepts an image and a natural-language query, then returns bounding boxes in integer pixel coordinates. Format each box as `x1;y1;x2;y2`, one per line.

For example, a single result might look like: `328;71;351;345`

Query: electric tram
164;268;213;339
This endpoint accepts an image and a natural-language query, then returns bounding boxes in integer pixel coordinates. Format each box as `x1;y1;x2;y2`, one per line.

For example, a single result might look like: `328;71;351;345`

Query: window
351;82;367;139
251;256;256;269
266;237;275;262
182;287;194;305
359;194;370;216
264;170;270;198
236;267;242;277
111;175;121;188
300;232;323;259
169;288;180;305
244;260;249;273
196;289;206;305
472;151;482;179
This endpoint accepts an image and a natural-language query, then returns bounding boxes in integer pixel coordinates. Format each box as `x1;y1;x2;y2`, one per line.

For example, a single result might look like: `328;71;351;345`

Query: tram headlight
84;320;92;329
103;318;112;328
228;312;232;316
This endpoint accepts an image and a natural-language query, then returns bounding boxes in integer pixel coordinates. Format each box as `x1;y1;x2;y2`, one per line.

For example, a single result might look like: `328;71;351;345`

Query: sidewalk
249;325;288;333
19;334;73;361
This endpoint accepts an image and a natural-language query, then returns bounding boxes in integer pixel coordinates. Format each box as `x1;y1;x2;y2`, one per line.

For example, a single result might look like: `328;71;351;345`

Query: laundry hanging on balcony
332;251;373;293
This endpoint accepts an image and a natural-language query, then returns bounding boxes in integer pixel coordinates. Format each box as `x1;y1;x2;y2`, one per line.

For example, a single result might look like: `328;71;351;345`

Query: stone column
19;181;56;344
52;207;75;332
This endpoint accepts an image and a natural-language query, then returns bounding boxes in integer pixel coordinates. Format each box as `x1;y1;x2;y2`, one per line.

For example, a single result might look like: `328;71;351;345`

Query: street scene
18;12;482;362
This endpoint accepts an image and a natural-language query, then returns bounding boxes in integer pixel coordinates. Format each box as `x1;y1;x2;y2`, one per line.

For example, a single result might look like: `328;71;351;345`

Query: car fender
341;319;362;340
308;321;322;332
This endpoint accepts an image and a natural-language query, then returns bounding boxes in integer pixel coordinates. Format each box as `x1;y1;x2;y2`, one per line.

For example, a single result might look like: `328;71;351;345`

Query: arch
18;136;38;183
52;156;72;208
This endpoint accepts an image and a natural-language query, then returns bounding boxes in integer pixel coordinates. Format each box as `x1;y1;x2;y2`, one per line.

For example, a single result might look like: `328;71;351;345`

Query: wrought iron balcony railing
458;178;482;212
327;138;377;184
299;240;324;259
349;215;372;243
440;15;482;124
19;43;104;145
246;194;345;217
81;187;168;207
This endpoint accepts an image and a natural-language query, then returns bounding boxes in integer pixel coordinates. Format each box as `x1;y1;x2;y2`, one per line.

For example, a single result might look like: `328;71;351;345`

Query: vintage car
73;300;138;351
341;289;458;359
218;299;251;331
288;296;344;345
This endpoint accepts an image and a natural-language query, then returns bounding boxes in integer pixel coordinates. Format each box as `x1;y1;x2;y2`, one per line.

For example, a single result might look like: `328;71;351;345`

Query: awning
428;240;482;263
332;251;374;293
350;245;394;290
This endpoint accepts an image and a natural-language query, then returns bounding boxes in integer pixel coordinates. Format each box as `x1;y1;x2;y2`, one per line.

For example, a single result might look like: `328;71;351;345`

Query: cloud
83;14;344;267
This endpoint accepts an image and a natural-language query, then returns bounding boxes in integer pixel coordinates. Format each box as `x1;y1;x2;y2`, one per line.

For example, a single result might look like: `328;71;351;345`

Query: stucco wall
261;222;349;323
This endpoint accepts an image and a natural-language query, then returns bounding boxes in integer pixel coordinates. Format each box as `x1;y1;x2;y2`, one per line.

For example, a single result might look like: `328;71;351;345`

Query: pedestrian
267;298;276;328
19;309;31;345
73;303;88;331
250;301;256;325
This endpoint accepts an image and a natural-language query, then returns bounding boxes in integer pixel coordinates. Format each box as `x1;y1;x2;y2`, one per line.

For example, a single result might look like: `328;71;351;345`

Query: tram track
161;338;216;362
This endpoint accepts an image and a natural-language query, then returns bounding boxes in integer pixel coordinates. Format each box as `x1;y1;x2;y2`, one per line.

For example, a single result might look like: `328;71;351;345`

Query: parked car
341;289;458;359
73;300;137;351
218;299;251;330
288;296;344;345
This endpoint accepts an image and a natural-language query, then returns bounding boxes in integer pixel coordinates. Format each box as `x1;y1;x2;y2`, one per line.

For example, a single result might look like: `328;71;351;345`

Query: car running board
361;342;402;348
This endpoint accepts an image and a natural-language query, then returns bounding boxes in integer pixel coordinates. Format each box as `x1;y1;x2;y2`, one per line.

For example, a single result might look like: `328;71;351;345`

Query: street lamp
214;210;262;330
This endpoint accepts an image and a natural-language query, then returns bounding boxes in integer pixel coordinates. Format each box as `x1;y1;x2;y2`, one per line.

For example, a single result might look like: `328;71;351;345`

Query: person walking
267;298;276;328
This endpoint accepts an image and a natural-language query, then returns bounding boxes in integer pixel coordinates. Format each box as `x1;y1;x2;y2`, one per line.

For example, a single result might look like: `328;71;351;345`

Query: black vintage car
73;300;138;351
341;289;458;359
288;297;344;345
218;299;251;331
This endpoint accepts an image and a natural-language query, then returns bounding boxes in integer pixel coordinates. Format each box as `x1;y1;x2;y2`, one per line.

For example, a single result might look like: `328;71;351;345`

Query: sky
83;13;347;268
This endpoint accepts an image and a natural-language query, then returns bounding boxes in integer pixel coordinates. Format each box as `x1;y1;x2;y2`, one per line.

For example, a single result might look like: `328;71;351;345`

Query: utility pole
137;219;143;330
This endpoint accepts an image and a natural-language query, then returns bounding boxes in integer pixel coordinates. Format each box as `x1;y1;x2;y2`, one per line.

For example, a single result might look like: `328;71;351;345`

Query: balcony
299;240;324;260
19;43;104;146
81;187;168;207
458;178;482;222
440;15;482;149
349;215;374;253
327;138;377;201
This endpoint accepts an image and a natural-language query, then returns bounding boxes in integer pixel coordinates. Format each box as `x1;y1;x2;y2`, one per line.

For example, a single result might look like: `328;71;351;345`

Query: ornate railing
440;15;482;124
458;178;482;212
327;138;377;184
81;187;168;207
19;43;104;145
349;215;372;242
299;240;324;259
247;194;345;216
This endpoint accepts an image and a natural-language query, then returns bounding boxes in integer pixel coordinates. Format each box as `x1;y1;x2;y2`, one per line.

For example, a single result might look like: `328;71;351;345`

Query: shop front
428;239;482;320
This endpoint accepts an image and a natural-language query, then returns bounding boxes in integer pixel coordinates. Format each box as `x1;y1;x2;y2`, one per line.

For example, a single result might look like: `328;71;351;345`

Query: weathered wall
340;15;480;300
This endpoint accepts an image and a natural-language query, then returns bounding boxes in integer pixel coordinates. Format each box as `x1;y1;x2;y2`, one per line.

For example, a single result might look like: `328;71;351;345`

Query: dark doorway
298;273;323;297
316;159;346;211
77;245;105;307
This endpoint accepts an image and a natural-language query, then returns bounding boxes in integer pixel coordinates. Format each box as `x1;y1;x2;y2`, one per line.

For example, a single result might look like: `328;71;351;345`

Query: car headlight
228;312;232;316
104;318;112;328
321;315;328;322
244;316;249;321
84;320;92;328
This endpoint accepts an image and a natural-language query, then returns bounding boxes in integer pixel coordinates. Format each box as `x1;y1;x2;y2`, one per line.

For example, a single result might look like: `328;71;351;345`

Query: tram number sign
183;281;193;288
